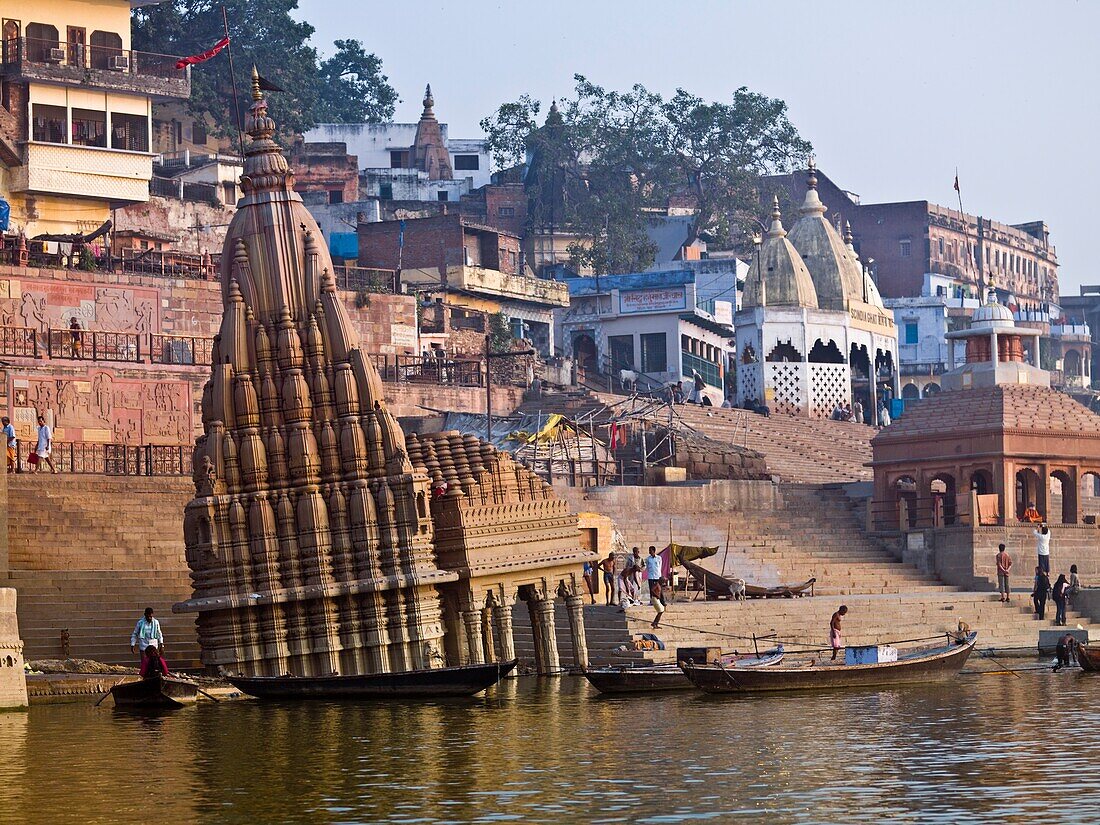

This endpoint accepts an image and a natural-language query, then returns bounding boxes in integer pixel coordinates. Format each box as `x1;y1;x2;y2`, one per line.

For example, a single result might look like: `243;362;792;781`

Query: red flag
175;37;230;70
953;173;960;193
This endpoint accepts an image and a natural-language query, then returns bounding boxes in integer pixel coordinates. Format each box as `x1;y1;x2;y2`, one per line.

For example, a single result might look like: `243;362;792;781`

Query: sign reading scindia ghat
618;286;687;315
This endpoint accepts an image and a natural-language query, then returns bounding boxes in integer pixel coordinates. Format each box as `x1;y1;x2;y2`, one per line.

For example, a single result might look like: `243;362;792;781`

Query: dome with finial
787;158;865;311
973;275;1014;325
742;196;818;309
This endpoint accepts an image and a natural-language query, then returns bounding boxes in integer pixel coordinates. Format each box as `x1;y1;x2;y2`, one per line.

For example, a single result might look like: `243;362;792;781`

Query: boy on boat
830;605;848;661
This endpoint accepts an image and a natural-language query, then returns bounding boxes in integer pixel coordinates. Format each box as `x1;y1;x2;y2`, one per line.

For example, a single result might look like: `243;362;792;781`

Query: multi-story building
357;212;568;355
554;269;733;405
0;2;190;237
305;85;492;205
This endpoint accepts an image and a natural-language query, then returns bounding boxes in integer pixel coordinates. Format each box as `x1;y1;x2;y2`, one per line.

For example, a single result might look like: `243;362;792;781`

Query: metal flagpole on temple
954;168;974;287
222;5;244;159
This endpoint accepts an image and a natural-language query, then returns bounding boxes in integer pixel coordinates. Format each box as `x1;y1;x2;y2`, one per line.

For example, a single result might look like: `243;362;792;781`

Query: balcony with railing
1;37;190;98
1051;323;1091;341
681;349;722;388
332;266;397;294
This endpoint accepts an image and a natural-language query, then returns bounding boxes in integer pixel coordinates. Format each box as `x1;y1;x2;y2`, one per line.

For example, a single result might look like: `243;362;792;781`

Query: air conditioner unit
109;55;129;71
46;47;66;63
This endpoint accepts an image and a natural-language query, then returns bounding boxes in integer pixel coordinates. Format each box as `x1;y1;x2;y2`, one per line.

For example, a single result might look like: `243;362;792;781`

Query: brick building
358;213;568;355
766;168;1059;306
288;139;359;205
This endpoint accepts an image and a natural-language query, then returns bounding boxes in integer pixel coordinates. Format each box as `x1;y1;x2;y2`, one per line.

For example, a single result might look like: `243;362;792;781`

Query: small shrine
872;280;1100;528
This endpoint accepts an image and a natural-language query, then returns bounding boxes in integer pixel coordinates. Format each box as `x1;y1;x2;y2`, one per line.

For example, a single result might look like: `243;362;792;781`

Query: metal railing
370;353;484;387
15;442;192;476
2;37;186;80
150;333;214;366
333;266;397;294
119;248;217;280
47;328;140;362
0;326;37;358
681;349;722;389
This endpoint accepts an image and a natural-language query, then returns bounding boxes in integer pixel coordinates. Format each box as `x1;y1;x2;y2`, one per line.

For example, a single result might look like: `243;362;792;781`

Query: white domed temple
736;163;899;417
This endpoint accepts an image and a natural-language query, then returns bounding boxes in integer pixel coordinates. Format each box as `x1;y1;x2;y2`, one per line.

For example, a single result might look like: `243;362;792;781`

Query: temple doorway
1015;468;1043;521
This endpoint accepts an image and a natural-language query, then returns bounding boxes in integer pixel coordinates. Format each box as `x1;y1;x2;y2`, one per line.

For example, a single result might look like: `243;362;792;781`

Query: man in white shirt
130;607;164;658
34;415;57;474
645;546;665;629
1035;523;1051;574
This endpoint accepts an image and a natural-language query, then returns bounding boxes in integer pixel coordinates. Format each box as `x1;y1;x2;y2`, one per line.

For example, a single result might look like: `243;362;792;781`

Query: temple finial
423;84;434;114
251;66;262;102
767;195;785;238
807;156;818;191
844;220;853;246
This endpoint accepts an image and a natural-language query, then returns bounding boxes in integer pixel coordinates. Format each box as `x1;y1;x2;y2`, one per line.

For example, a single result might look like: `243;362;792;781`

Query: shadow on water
1;670;1099;823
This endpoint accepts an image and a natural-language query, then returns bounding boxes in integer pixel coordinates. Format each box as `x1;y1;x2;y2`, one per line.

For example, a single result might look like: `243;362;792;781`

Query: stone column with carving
528;596;560;676
462;608;485;665
564;592;589;671
493;601;515;664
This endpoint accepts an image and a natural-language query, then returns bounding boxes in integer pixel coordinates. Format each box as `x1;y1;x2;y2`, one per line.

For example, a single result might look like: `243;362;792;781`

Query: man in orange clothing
1021;502;1043;523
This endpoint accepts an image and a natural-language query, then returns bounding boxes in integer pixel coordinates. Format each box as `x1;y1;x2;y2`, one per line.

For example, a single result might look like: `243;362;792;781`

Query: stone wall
902;523;1100;592
114;197;234;256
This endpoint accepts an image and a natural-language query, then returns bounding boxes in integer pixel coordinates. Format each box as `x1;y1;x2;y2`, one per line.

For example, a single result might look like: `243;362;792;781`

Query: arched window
90;31;123;70
901;383;920;400
25;24;59;63
922;382;941;397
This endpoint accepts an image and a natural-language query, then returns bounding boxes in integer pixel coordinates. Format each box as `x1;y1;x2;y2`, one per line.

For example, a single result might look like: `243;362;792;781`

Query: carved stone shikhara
176;73;594;677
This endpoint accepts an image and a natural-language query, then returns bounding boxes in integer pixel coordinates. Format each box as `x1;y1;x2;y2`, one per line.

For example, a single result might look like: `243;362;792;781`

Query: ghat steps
5;475;200;665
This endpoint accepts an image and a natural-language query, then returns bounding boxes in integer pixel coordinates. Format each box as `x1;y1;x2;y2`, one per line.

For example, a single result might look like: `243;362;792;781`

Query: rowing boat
228;660;516;700
1078;643;1100;672
584;646;785;694
680;632;977;694
110;675;199;709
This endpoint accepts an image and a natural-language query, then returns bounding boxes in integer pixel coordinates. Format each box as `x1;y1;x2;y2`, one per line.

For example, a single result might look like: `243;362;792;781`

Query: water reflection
1;671;1098;824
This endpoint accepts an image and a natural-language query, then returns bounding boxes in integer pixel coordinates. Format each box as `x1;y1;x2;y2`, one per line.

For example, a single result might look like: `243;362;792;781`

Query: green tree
132;1;396;139
481;75;811;272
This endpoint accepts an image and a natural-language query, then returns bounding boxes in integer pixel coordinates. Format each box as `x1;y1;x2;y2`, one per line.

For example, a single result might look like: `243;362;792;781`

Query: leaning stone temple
175;73;592;677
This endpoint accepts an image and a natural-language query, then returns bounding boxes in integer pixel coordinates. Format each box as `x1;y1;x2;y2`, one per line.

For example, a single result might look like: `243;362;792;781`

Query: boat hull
1078;644;1100;672
681;634;977;694
110;675;199;709
585;649;784;694
228;660;517;700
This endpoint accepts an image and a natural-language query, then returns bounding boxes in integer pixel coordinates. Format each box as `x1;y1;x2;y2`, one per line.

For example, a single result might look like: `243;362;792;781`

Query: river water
1;669;1096;824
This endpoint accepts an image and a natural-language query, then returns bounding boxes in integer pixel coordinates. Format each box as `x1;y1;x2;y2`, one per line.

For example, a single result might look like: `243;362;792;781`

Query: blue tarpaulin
0;197;9;232
329;232;357;261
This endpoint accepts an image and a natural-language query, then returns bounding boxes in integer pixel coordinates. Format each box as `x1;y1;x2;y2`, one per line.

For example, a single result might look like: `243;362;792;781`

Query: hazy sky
294;0;1098;294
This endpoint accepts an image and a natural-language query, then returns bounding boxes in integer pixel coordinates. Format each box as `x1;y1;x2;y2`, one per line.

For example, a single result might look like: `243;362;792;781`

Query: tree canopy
480;75;812;274
132;1;397;139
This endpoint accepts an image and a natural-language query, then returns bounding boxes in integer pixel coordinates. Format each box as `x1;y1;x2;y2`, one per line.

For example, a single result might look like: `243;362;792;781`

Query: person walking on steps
34;415;57;474
996;544;1013;603
1035;522;1051;574
830;605;848;661
1033;567;1051;620
645;546;666;629
1052;573;1070;626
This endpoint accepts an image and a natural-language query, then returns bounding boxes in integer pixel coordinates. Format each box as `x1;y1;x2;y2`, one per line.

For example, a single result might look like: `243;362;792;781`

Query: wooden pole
721;522;732;579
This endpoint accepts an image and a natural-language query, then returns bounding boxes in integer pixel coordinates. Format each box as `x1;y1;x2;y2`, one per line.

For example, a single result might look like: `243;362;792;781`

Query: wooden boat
680;632;977;694
1078;643;1100;672
110;675;199;709
228;660;517;700
584;647;785;694
682;559;815;600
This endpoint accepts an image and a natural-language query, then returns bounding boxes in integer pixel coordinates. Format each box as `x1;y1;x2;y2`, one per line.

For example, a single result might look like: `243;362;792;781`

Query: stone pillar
493;602;515;663
564;593;589;671
527;596;560;676
462;609;485;665
0;590;27;709
481;606;496;662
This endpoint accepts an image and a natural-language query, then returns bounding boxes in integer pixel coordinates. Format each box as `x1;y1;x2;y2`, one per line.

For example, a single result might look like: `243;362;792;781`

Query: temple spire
767;195;786;239
422;83;435;117
799;157;826;217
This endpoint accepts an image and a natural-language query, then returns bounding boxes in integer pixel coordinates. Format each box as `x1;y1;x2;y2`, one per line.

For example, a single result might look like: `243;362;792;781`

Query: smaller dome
973;300;1014;323
743;197;818;310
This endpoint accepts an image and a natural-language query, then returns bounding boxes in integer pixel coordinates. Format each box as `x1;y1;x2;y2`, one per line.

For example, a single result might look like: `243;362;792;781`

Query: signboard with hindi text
618;286;687;315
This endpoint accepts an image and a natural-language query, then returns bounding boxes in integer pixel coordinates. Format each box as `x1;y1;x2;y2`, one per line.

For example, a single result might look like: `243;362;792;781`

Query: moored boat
228;660;517;700
584;647;785;694
1078;643;1100;672
680;633;977;694
110;675;200;709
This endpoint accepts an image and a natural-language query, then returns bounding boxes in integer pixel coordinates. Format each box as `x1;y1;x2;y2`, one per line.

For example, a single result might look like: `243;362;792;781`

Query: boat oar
93;678;128;707
978;652;1023;678
195;686;221;702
